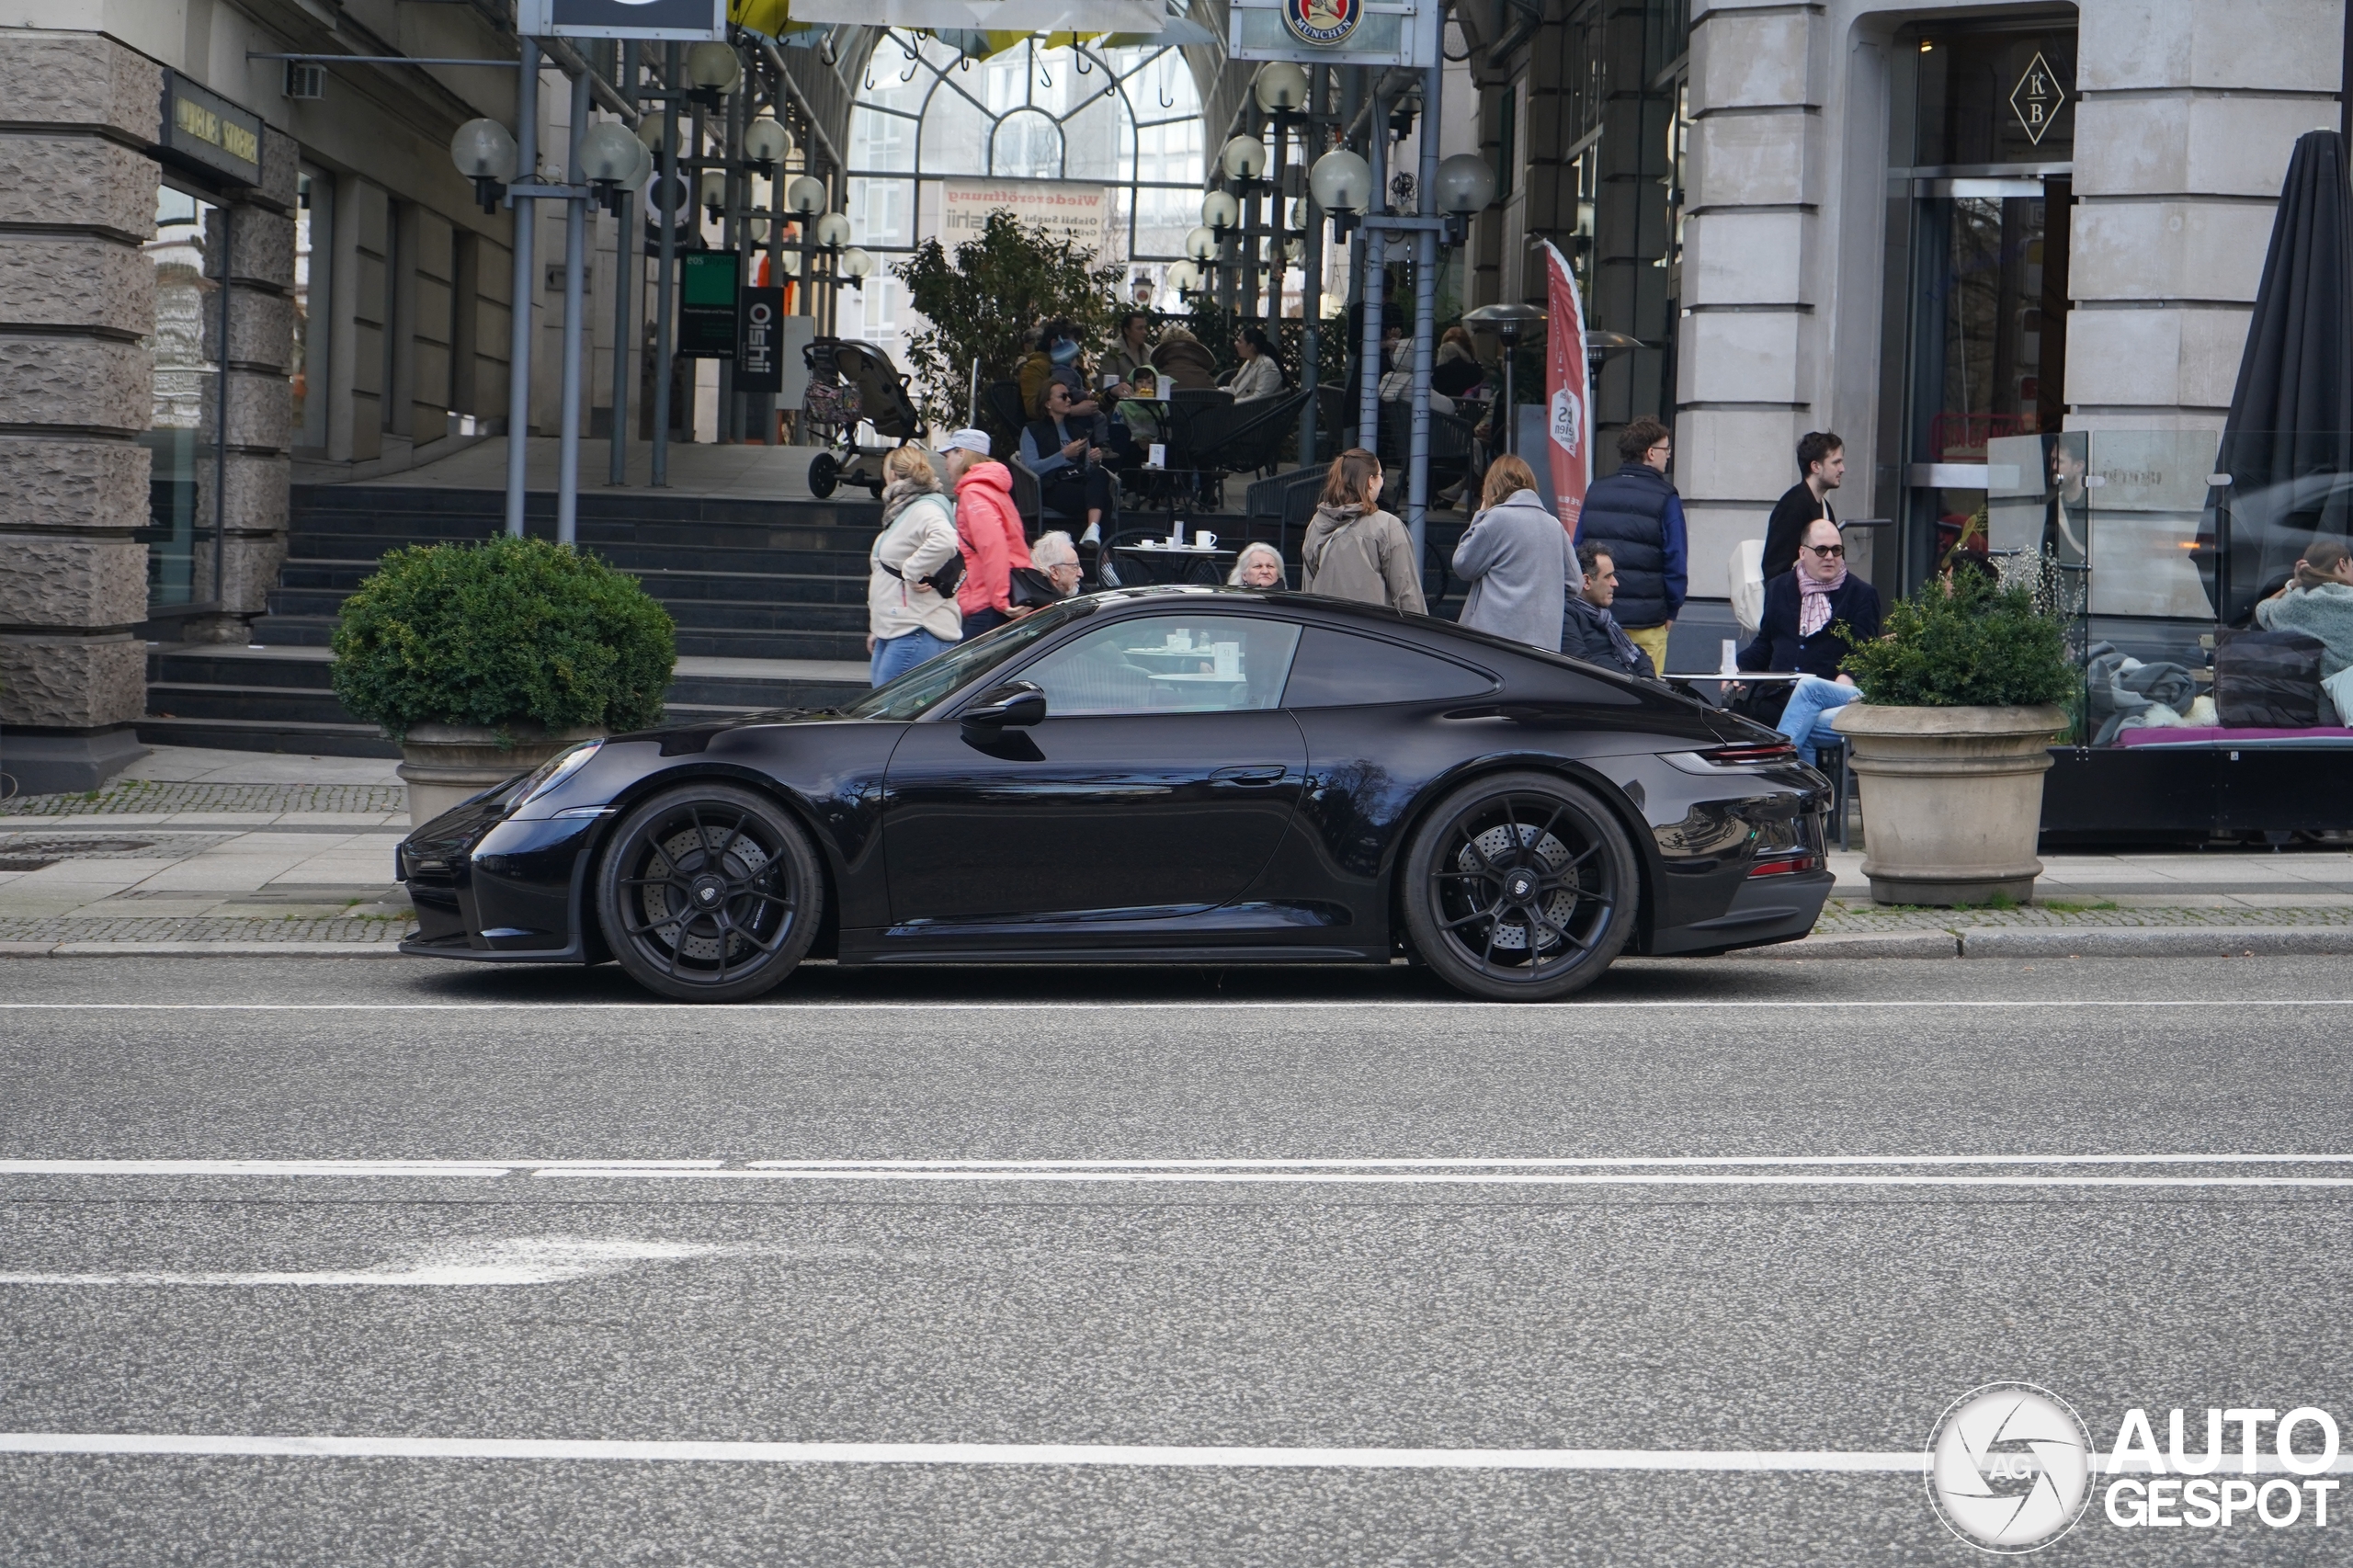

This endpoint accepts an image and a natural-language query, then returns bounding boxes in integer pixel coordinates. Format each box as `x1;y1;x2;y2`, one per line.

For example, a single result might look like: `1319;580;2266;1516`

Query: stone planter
396;723;604;828
1828;704;2069;906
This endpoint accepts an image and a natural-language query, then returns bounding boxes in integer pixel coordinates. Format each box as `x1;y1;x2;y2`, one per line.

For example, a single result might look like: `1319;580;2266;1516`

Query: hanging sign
516;0;726;40
2008;51;2067;147
678;251;740;358
939;179;1119;257
1228;0;1427;64
736;286;784;392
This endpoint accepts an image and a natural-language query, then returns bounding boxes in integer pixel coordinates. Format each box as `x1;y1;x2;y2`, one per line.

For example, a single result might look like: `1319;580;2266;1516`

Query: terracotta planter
1828;704;2068;906
396;723;604;828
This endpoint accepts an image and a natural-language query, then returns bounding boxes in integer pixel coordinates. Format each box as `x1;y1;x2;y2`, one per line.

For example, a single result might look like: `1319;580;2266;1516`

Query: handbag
2214;628;2325;728
1006;564;1063;608
881;552;963;600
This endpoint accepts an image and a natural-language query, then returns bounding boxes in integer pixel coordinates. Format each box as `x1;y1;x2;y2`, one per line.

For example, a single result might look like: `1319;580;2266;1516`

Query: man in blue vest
1573;415;1688;675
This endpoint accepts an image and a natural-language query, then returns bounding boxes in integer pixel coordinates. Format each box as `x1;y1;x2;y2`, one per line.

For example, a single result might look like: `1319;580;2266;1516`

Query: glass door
139;182;228;613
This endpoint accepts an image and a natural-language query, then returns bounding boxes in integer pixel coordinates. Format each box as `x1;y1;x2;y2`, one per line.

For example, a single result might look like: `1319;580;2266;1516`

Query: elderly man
1738;515;1883;763
1030;530;1084;598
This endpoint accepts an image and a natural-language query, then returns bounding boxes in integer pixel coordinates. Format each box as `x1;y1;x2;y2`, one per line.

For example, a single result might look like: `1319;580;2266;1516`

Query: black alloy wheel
596;783;824;1002
1402;770;1637;1001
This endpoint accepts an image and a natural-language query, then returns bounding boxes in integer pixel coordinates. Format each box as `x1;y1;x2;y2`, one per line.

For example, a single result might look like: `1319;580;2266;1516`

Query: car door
881;610;1308;924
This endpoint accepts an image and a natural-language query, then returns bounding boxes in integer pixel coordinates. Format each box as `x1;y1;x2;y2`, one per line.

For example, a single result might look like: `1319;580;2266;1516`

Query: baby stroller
801;337;926;499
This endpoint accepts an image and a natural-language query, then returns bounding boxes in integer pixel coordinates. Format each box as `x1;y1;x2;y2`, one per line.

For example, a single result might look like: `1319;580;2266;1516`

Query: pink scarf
1797;561;1847;637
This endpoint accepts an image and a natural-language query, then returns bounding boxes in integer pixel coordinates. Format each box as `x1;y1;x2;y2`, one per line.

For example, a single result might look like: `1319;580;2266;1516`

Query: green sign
678;251;740;358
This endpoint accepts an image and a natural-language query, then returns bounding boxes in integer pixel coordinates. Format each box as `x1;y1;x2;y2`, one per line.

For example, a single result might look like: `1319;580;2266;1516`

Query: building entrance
1879;14;2078;589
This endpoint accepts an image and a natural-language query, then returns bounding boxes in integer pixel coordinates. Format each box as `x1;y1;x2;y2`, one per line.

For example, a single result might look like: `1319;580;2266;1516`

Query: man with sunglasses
1736;517;1882;763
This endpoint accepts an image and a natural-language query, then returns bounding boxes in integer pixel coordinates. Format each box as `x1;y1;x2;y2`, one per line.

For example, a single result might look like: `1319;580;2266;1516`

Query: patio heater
1461;301;1544;454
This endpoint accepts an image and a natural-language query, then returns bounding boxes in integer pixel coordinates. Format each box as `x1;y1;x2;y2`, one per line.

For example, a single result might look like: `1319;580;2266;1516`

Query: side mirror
961;680;1047;730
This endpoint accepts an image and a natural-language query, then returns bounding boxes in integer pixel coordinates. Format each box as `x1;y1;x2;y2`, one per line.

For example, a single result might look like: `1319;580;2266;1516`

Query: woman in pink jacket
939;428;1035;639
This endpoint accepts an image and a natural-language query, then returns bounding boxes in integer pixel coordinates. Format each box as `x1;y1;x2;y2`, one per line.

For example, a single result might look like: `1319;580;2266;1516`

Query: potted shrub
331;536;676;824
1830;569;2076;905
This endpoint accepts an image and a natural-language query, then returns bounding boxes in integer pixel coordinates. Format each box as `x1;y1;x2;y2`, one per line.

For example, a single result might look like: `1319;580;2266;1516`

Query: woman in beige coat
1300;448;1427;614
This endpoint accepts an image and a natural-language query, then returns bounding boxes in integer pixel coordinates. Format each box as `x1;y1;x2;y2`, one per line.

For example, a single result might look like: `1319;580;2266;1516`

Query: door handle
1211;765;1290;784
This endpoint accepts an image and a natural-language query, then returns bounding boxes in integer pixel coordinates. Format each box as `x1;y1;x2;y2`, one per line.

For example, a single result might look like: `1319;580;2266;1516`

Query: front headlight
511;739;603;812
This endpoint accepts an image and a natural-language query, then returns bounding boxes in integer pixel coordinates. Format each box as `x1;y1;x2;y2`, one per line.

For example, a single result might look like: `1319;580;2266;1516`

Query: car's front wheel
596;783;823;1002
1401;770;1637;1002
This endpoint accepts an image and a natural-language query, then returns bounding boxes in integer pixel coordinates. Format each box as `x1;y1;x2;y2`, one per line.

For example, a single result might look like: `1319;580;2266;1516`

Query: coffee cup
1195;530;1218;550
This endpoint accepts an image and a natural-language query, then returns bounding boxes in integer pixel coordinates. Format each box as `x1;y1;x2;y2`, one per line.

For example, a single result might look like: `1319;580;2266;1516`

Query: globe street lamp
1435;153;1499;245
1253;62;1309;114
744;113;793;176
1220;134;1267;183
685;40;742;107
1309;147;1370;238
450;117;517;213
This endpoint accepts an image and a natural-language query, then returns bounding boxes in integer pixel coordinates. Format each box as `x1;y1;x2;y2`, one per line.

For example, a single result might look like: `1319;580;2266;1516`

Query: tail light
1748;853;1822;878
1699;742;1799;767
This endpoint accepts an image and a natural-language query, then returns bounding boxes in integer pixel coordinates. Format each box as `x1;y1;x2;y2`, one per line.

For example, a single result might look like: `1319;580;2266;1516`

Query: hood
956;460;1014;499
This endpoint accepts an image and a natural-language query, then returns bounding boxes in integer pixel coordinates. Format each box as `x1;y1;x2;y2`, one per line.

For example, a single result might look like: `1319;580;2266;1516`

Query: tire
596;783;824;1003
808;452;838;499
1400;770;1638;1002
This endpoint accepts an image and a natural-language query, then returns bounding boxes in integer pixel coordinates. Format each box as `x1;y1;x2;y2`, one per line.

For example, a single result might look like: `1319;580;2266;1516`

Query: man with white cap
939;428;1034;638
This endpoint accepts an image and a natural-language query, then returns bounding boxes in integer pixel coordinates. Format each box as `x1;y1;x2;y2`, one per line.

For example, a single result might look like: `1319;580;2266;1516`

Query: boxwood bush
1840;568;2076;708
331;536;676;743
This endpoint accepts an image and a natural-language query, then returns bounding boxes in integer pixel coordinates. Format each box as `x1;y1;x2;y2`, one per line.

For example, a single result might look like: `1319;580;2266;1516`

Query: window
140;182;227;611
1020;615;1303;716
1281;628;1496;708
292;168;331;449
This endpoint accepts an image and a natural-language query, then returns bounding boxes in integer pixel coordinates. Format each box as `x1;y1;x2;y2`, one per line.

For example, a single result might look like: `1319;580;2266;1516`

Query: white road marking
2;1434;2347;1473
0;1238;730;1288
0;998;2349;1012
4;1155;2353;1189
0;1434;1931;1469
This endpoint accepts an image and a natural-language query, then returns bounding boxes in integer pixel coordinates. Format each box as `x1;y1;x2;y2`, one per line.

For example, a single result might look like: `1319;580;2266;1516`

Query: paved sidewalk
0;746;410;954
4;745;2352;958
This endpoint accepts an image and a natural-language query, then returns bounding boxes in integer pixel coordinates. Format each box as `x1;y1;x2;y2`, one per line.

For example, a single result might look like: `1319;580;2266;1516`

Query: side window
1018;615;1303;717
1281;627;1496;708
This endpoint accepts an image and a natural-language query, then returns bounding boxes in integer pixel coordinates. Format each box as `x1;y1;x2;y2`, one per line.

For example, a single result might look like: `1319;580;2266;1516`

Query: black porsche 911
397;587;1833;1002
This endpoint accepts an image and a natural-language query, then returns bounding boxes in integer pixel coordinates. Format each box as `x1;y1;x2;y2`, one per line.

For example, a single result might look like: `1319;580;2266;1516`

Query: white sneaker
1079;521;1102;545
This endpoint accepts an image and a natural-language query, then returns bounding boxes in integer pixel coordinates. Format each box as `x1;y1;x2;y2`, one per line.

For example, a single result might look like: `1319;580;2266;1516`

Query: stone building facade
1452;0;2346;662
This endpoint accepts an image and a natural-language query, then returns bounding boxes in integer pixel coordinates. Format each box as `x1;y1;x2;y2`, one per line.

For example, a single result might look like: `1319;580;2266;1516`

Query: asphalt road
2;954;2349;1565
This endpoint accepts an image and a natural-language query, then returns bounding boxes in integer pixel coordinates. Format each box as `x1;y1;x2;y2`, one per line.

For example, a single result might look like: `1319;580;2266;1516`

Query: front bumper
399;801;608;963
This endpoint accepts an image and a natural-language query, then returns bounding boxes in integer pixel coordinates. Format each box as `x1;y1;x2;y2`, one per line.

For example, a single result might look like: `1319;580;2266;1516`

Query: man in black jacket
1563;543;1656;679
1573;415;1686;676
1737;517;1882;762
1760;430;1844;579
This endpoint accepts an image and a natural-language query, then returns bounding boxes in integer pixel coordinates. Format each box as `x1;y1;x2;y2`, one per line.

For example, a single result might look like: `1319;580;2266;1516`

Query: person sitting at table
1117;365;1163;449
1564;542;1656;680
1228;540;1286;589
2255;537;2353;722
1377;338;1456;415
1019;378;1119;551
1736;516;1883;763
1432;325;1484;400
1150;325;1219;392
1100;311;1154;389
1223;325;1285;403
1018;319;1089;418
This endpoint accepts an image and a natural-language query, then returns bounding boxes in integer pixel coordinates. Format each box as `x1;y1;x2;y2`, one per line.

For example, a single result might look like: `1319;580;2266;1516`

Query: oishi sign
736;287;784;393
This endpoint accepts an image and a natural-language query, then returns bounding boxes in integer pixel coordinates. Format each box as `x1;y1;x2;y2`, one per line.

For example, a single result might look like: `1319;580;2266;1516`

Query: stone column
186;129;298;644
1677;0;1822;607
0;32;160;792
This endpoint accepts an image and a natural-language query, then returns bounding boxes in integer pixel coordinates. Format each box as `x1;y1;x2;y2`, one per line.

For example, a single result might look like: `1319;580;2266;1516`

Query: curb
0;942;413;959
1958;926;2353;959
1727;932;1960;960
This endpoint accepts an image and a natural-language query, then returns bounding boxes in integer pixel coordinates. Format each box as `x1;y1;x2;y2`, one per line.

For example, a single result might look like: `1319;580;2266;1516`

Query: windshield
838;598;1098;720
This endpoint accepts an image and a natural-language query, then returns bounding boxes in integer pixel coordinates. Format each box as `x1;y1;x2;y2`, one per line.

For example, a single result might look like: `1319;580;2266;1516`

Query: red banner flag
1540;239;1589;529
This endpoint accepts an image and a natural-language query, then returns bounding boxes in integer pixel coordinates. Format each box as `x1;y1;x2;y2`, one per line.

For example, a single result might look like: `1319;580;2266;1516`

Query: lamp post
651;42;682;487
574;119;642;496
786;174;826;321
813;210;851;334
1200;188;1240;319
1312;145;1376;446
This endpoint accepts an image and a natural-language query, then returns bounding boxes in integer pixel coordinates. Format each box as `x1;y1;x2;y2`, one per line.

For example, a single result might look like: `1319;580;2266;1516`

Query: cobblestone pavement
0;780;409;817
0;915;408;945
1817;900;2353;930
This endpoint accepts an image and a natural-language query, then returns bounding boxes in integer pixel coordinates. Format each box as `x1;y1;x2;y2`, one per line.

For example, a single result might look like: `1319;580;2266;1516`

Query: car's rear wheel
1401;770;1637;1001
596;784;823;1003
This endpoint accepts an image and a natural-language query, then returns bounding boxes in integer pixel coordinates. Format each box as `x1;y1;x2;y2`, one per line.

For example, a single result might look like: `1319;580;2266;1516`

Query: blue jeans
871;627;952;687
1778;675;1860;764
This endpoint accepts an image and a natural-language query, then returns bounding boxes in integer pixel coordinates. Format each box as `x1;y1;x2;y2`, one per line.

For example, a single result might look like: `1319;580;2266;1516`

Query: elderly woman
1227;541;1286;589
865;444;961;685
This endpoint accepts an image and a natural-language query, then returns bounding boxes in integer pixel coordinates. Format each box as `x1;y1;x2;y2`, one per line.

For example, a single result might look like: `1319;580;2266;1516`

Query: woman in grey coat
1451;454;1582;652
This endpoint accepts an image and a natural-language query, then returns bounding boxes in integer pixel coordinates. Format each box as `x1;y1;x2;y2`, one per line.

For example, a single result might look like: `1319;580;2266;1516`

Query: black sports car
398;588;1833;1001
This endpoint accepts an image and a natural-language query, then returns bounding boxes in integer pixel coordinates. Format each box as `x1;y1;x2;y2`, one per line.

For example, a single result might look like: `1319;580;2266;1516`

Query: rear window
1281;627;1496;708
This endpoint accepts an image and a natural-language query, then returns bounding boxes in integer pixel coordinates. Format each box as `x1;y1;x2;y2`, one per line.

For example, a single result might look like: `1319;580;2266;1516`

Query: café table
1111;540;1235;587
